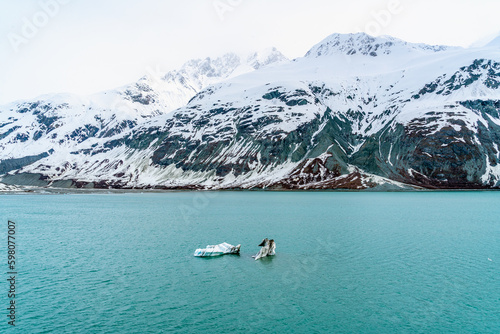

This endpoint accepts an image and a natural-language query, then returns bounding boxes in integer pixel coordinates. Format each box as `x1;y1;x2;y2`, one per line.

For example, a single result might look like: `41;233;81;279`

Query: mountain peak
246;47;289;70
305;32;452;58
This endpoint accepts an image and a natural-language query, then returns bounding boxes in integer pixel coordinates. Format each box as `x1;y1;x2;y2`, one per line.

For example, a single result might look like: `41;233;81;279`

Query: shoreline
1;186;499;195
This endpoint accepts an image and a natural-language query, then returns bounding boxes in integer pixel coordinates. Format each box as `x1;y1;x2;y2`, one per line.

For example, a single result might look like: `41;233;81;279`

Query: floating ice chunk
194;242;241;257
253;238;276;260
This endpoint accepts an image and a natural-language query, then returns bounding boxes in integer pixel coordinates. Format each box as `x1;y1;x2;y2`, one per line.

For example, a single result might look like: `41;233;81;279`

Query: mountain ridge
305;33;457;58
2;33;500;191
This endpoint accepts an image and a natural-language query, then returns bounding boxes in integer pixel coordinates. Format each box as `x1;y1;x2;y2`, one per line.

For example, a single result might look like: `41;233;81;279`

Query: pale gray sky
1;0;499;104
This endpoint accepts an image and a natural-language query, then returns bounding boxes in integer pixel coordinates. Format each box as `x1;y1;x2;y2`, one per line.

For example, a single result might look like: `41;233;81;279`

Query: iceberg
253;238;276;260
194;242;241;257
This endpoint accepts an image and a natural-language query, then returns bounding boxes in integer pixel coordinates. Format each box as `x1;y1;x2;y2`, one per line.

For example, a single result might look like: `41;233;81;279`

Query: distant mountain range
2;33;500;190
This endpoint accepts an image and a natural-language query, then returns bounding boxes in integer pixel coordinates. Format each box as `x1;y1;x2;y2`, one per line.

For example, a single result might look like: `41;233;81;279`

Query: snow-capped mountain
128;48;289;113
0;48;288;187
3;33;500;190
305;33;454;58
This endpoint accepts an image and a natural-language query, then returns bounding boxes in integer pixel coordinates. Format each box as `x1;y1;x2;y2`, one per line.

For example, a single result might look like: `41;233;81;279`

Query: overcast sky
1;0;499;104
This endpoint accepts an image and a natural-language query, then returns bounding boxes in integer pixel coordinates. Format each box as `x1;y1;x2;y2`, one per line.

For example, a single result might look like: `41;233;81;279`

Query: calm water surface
0;191;499;333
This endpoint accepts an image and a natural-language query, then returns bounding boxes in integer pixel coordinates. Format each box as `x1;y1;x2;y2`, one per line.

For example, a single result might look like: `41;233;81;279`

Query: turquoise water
0;191;499;333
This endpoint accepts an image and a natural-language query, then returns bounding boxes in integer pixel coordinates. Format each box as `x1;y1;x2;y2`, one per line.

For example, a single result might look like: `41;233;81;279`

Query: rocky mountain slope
2;33;500;190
